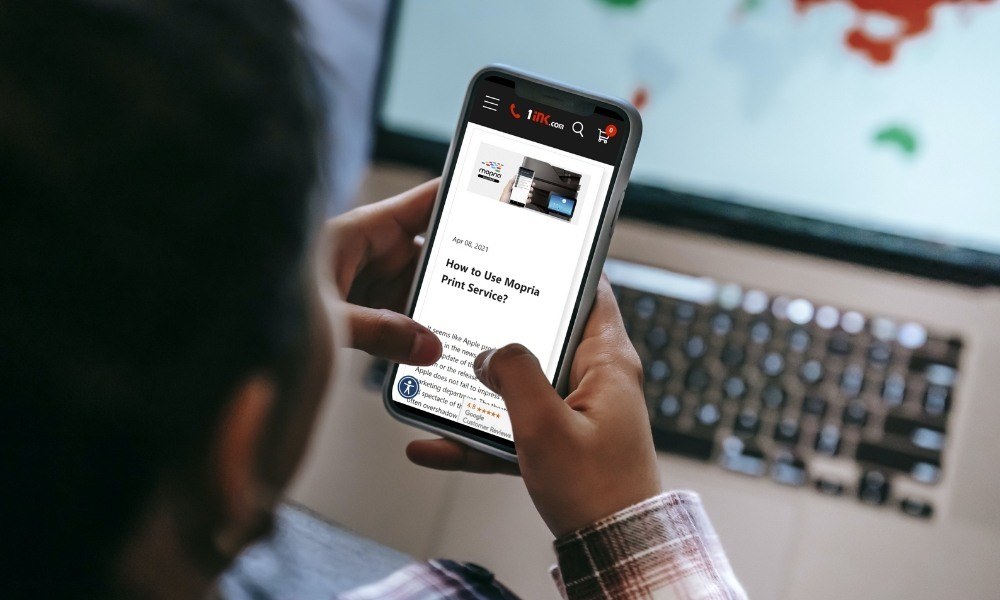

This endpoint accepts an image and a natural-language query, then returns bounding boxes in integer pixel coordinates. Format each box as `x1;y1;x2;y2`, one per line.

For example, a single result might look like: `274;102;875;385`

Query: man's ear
209;375;278;554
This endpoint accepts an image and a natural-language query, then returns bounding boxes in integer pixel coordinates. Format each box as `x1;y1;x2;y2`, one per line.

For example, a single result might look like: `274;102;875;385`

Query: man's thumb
474;344;567;437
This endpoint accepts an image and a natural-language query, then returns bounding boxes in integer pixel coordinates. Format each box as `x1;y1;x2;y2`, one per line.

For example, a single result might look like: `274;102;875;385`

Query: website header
469;80;627;165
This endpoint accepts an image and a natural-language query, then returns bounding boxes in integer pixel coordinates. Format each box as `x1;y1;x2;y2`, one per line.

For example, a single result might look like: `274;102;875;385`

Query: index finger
359;177;440;240
327;178;439;292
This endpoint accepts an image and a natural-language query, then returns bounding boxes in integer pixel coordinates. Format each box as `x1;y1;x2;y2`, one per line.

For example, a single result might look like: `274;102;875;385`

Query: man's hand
326;179;442;365
406;277;661;537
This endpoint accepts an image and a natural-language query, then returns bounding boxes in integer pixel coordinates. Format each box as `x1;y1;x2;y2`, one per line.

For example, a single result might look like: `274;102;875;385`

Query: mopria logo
477;160;503;183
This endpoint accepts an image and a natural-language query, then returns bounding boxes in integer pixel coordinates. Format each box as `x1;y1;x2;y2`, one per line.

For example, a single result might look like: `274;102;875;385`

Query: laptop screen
377;1;1000;277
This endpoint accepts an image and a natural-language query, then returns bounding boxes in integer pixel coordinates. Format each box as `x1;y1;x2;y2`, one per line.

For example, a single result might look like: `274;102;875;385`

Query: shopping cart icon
597;124;618;144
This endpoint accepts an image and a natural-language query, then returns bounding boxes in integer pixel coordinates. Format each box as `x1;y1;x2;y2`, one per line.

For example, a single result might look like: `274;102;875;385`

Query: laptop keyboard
607;259;962;520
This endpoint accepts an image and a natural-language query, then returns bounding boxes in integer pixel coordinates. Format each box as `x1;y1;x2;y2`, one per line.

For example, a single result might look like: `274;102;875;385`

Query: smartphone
384;65;641;461
509;167;534;206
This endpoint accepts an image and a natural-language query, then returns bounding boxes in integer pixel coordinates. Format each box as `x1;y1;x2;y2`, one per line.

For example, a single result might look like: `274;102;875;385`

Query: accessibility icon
397;375;420;400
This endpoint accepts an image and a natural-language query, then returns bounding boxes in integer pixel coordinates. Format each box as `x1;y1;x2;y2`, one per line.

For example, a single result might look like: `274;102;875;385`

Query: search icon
572;121;584;137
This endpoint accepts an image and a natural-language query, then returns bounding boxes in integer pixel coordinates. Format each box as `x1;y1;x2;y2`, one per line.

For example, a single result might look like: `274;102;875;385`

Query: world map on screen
602;0;995;159
384;0;1000;253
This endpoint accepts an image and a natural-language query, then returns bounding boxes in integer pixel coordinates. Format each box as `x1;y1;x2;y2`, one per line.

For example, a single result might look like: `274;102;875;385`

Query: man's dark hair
0;0;322;593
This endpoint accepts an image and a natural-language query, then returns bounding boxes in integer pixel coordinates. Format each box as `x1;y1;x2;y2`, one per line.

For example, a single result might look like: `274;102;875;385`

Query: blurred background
287;1;1000;597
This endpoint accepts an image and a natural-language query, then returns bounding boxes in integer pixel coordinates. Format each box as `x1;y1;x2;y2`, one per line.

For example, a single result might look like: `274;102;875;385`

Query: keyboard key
883;410;945;437
674;301;697;322
827;334;853;355
760;352;785;377
815;424;841;456
787;298;815;325
647;359;671;383
742;290;769;315
843;400;869;427
910;427;946;452
802;395;828;419
815;305;839;330
881;372;906;406
841;311;866;334
720;345;745;368
651;422;714;461
634;295;657;320
899;498;934;519
925;364;957;387
761;383;786;409
799;359;824;385
733;409;760;437
723;375;747;400
749;320;772;344
858;469;891;505
883;411;945;450
772;454;807;486
771;296;791;320
909;353;958;374
815;478;845;496
711;312;734;336
720;436;767;477
685;365;711;392
684;335;707;359
840;364;865;397
717;284;743;311
774;418;800;445
868;341;893;364
871;318;897;342
897;323;928;349
911;462;941;485
923;384;952;416
788;328;811;353
657;394;682;419
855;436;941;474
645;326;669;351
697;403;722;427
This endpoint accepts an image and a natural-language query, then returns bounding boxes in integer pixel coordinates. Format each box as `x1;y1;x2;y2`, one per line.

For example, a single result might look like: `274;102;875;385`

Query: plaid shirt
339;491;746;600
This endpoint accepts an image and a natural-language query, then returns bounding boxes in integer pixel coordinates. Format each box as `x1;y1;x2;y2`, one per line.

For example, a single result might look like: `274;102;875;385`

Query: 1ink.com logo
397;375;420;400
477;160;503;183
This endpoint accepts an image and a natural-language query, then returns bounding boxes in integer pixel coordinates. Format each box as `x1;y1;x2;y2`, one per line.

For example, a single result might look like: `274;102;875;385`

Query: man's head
0;0;331;595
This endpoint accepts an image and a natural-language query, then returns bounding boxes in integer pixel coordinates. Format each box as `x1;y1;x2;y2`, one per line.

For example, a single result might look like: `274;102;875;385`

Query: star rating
468;403;501;420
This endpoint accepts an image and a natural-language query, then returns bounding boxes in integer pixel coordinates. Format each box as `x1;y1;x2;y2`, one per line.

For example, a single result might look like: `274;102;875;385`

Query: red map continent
795;0;996;64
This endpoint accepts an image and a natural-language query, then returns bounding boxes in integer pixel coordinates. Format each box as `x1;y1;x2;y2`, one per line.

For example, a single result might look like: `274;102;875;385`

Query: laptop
291;2;1000;598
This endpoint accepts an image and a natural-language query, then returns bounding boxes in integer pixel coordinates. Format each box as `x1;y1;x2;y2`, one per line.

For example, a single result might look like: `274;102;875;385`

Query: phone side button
610;200;624;236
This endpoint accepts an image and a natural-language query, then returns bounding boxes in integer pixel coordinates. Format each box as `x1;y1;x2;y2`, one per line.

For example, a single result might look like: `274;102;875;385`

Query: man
0;1;744;598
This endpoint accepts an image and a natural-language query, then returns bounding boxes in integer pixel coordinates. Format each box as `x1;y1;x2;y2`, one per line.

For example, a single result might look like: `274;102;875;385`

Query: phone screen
389;74;629;453
509;167;534;206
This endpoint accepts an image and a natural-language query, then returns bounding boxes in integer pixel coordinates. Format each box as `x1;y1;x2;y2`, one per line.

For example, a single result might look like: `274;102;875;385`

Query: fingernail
410;328;440;363
474;348;494;382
